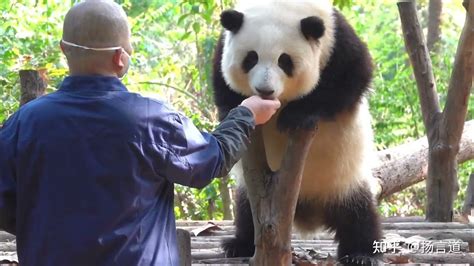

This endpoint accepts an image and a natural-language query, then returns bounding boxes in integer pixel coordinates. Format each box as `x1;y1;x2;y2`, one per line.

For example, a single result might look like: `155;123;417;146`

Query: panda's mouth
256;87;276;100
260;95;276;100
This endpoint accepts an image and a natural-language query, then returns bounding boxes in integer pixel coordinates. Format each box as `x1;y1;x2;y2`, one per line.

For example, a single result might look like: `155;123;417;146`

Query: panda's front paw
277;110;319;132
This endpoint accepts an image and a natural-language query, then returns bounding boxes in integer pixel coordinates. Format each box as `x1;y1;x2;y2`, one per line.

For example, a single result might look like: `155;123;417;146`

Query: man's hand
240;95;281;125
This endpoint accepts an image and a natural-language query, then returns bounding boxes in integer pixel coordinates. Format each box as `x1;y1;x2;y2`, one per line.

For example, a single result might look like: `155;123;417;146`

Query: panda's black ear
300;16;325;41
221;10;244;33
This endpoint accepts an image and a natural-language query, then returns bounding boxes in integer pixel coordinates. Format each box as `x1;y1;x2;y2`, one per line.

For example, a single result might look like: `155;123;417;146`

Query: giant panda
212;0;382;264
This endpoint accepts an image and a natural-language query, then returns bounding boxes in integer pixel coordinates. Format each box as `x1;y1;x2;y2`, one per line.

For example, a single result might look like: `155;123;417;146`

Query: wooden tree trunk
242;127;315;266
398;0;473;222
19;70;46;106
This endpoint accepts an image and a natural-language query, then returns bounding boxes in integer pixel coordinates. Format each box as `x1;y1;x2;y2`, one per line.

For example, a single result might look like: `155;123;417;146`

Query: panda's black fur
212;4;382;265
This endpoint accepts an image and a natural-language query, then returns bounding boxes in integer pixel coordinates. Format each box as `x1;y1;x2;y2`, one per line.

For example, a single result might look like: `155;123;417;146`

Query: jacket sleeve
0;114;18;235
210;106;255;177
156;106;254;189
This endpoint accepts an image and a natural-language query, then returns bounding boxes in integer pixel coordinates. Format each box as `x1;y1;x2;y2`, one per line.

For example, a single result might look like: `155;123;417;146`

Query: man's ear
60;41;65;53
60;41;70;56
112;49;125;68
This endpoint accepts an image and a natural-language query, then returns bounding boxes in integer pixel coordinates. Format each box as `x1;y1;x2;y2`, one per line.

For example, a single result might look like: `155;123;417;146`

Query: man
0;1;280;265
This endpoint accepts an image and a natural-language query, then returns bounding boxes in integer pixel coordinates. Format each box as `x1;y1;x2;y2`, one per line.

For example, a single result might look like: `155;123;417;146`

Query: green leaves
0;1;69;124
333;0;353;9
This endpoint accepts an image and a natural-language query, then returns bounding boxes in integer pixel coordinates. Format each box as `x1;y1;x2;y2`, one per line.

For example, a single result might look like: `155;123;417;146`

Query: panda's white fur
224;0;376;209
222;0;336;101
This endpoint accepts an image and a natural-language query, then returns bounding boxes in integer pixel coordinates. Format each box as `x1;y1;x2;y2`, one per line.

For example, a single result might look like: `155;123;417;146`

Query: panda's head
220;0;335;101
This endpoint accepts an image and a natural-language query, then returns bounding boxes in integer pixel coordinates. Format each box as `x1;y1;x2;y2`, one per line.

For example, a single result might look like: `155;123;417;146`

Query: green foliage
0;1;70;122
333;0;352;9
0;0;472;220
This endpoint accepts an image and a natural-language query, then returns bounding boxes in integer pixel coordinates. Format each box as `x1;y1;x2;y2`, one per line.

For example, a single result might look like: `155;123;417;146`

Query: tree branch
397;0;441;131
441;1;473;150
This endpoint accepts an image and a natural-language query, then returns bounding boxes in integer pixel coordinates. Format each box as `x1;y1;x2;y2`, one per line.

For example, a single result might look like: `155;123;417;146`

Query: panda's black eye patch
278;53;294;77
242;51;258;73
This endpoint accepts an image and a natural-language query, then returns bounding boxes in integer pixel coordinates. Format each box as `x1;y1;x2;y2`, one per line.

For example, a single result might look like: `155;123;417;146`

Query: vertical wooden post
176;229;191;266
19;70;46;106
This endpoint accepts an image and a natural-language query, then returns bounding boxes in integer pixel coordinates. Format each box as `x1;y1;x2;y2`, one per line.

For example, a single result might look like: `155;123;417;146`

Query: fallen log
374;120;474;200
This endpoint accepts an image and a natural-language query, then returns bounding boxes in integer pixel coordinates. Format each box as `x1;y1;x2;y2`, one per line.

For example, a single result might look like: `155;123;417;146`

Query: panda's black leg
324;185;382;265
221;186;255;257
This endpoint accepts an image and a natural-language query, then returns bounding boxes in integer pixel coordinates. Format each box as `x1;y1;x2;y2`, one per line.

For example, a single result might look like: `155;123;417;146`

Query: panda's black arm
212;33;247;121
277;10;373;131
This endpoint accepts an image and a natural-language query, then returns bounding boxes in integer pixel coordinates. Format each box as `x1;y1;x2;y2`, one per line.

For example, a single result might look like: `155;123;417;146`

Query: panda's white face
221;0;335;101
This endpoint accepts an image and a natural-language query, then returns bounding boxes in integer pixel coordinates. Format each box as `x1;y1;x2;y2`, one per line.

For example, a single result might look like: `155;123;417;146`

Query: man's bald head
62;0;131;50
61;0;132;77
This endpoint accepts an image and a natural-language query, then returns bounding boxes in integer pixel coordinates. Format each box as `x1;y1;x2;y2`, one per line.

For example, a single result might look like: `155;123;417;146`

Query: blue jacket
0;76;254;265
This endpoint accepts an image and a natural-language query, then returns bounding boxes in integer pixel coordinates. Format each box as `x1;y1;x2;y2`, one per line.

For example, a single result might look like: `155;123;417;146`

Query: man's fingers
268;99;281;110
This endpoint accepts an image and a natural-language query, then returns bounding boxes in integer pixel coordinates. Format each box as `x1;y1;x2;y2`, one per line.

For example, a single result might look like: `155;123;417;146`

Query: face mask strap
61;39;122;51
61;39;132;79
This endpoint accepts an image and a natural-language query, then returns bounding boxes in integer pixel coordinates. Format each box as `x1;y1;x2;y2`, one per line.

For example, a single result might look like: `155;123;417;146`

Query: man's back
7;76;186;265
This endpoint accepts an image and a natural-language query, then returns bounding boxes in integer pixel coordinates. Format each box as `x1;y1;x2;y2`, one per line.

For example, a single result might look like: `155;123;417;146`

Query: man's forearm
211;106;255;177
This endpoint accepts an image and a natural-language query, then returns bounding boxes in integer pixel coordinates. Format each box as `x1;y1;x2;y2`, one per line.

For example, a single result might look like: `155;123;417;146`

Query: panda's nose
256;87;275;97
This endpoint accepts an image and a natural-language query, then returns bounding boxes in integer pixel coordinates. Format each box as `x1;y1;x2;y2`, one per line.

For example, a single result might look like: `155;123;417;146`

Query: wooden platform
175;218;474;265
1;217;473;265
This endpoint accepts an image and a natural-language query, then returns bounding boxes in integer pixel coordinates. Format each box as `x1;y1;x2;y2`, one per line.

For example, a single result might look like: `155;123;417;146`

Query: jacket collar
59;75;128;92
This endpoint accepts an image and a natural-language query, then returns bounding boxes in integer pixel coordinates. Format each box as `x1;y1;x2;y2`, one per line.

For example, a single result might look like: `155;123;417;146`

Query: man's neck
68;69;117;77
